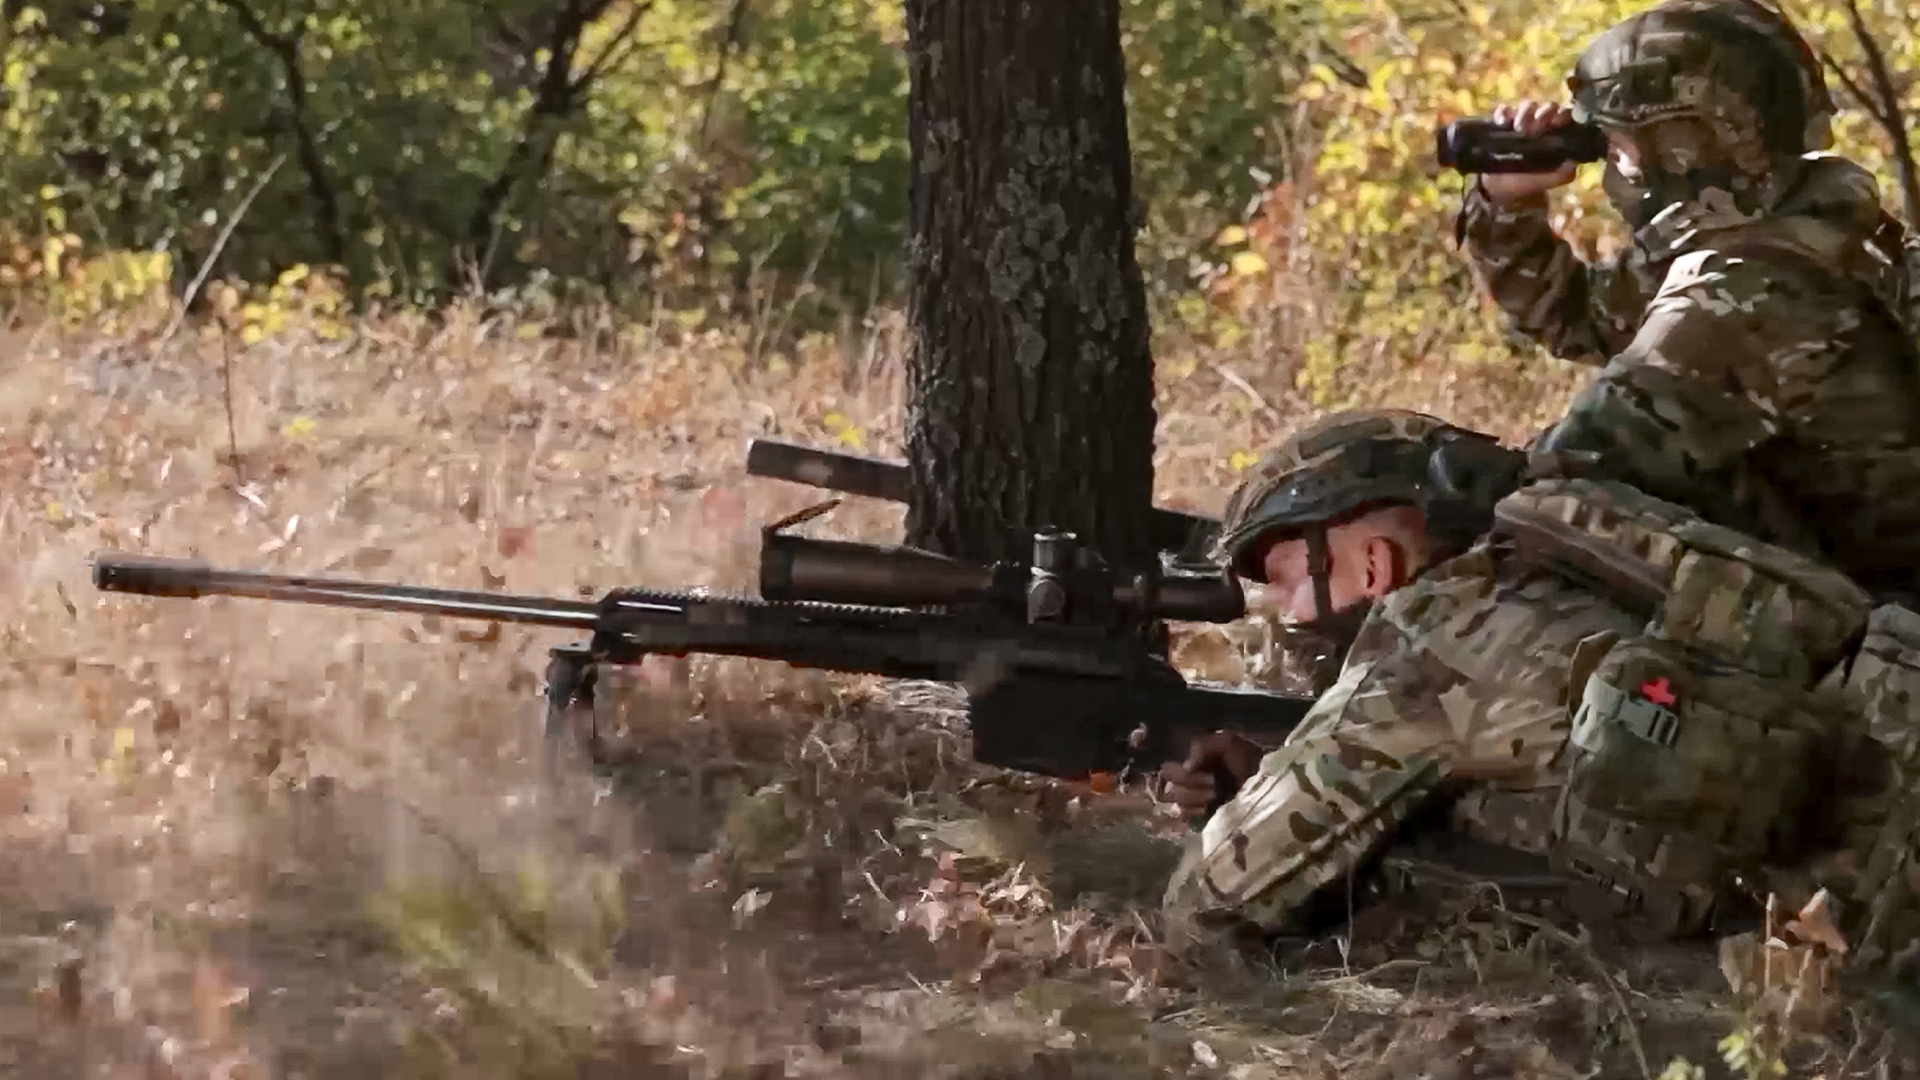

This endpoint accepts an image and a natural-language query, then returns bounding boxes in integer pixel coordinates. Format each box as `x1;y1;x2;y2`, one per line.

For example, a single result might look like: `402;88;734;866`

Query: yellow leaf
281;415;316;439
515;324;541;340
821;411;849;430
1215;225;1248;246
37;184;58;200
43;500;65;522
1229;251;1269;277
113;727;136;757
277;263;310;288
1227;450;1258;472
240;324;264;345
766;357;791;375
835;426;867;450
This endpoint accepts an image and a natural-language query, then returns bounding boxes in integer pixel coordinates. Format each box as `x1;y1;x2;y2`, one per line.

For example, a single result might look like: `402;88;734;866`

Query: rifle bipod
541;641;604;784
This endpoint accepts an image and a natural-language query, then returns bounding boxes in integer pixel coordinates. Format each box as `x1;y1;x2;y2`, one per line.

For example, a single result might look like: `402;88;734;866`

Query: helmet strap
1305;523;1336;623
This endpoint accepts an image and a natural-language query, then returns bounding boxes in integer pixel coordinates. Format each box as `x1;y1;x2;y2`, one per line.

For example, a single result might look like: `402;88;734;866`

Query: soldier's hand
1159;731;1265;822
1477;102;1581;202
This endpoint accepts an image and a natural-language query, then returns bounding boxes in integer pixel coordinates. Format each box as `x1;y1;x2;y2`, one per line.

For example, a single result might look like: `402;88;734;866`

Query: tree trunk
900;0;1157;569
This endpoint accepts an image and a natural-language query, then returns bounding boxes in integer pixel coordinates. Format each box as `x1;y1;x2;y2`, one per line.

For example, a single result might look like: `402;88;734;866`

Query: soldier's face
1257;531;1376;623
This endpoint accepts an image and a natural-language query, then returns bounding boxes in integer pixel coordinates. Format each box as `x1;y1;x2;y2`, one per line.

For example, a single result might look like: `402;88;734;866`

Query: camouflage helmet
1569;0;1834;225
1213;409;1523;601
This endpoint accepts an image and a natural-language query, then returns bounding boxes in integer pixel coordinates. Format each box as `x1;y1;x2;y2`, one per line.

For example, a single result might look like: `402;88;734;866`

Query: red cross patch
1638;677;1677;707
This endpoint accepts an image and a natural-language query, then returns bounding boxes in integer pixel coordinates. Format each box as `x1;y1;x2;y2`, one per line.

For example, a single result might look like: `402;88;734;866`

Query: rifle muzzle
92;552;217;598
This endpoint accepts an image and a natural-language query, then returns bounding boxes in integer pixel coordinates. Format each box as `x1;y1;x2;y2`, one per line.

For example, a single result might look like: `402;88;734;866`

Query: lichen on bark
900;0;1157;568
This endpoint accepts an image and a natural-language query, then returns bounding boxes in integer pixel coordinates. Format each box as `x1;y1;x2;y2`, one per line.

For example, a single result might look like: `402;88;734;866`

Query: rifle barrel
91;552;603;630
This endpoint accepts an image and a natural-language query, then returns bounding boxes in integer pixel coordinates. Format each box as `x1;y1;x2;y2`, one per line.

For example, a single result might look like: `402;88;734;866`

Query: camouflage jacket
1164;475;1920;960
1162;544;1643;942
1468;156;1920;599
1456;180;1654;367
1457;153;1913;363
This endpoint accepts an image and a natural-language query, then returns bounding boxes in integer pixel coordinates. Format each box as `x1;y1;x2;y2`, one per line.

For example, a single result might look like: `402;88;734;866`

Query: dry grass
0;301;1908;1079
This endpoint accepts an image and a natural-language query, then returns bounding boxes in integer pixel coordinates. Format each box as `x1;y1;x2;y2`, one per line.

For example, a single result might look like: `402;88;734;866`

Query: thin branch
679;0;754;284
1841;0;1920;226
214;0;347;264
569;0;654;95
696;0;754;145
1820;44;1886;124
159;152;289;349
464;0;604;286
1311;35;1370;89
1502;910;1652;1080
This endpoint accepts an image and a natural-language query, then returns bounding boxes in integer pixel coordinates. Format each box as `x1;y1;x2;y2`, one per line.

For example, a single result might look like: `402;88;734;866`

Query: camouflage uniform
1164;410;1894;953
1458;1;1920;598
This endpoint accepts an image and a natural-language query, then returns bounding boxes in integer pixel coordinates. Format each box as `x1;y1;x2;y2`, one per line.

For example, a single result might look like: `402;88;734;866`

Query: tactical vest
1453;477;1878;940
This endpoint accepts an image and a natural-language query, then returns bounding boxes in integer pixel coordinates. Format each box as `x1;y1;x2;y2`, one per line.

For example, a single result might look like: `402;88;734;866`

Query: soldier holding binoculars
1440;0;1920;608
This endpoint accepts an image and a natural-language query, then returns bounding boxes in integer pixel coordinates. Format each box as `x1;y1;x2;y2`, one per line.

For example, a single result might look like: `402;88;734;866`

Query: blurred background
0;0;1909;412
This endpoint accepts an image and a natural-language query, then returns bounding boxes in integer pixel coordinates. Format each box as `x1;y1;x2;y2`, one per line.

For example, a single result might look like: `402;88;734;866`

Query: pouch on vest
1492;478;1872;937
1555;636;1834;937
1495;479;1871;683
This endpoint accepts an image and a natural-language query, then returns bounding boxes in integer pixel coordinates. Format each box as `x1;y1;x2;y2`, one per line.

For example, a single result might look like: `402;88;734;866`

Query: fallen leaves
891;843;1170;1000
496;525;534;559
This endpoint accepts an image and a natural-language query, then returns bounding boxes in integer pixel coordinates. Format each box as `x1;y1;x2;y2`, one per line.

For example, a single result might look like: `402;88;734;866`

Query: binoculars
1434;117;1609;174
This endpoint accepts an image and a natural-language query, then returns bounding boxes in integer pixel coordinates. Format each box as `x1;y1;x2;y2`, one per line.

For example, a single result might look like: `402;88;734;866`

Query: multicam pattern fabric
1496;478;1872;681
1455;0;1853;365
1466;152;1920;598
1163;475;1879;949
1458;154;1897;359
1161;546;1645;946
1456;181;1654;366
1212;409;1526;583
1569;0;1838;231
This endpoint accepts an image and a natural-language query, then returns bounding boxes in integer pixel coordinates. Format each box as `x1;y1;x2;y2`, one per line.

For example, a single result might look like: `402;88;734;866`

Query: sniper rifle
90;499;1310;793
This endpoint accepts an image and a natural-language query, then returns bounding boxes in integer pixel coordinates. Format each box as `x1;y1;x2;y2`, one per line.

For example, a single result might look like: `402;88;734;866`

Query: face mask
1603;126;1770;238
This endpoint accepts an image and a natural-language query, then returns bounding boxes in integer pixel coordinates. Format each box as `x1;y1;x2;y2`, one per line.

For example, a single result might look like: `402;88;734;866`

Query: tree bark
901;0;1158;568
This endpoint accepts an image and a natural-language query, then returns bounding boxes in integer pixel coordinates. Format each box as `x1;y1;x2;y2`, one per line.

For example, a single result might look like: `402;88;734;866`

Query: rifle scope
758;533;1244;624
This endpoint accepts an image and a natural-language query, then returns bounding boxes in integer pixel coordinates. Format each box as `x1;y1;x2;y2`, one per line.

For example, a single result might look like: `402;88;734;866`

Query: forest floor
1;308;1910;1079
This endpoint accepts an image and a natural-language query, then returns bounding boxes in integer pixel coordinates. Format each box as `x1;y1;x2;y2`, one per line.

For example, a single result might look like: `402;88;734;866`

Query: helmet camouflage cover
1568;0;1836;227
1214;409;1523;591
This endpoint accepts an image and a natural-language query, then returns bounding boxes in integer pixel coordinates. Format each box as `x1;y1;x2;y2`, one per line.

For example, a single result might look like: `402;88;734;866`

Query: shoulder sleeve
1457;184;1648;366
1164;560;1596;932
1536;248;1851;548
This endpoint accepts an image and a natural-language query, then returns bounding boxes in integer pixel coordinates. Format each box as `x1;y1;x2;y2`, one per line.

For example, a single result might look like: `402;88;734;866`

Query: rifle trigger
763;498;842;538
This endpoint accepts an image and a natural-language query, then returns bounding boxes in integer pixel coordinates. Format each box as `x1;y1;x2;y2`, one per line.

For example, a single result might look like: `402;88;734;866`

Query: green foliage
5;0;1919;342
1718;1023;1789;1080
1657;1059;1707;1080
0;0;1309;322
1120;0;1306;300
